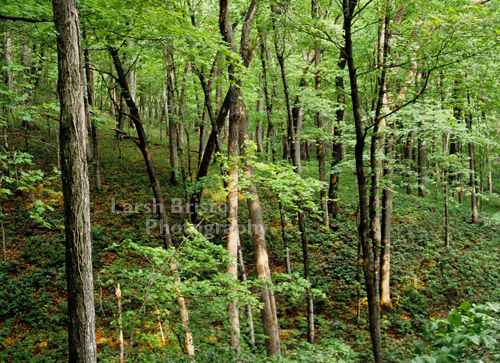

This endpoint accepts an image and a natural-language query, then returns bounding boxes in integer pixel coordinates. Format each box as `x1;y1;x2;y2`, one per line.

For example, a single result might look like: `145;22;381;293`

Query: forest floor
1;120;499;362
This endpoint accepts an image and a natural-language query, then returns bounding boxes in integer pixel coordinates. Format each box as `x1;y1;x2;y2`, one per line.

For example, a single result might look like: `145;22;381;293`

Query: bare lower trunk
315;50;328;228
52;0;97;360
237;235;255;349
227;89;241;353
343;1;382;361
298;211;314;344
380;124;393;310
279;201;291;275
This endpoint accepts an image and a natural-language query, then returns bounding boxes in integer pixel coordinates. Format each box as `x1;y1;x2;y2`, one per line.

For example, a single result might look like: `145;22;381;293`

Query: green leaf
468;335;480;345
447;311;462;329
459;302;471;311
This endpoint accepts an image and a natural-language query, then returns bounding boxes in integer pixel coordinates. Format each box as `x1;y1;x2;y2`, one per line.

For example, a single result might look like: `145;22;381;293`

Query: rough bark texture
52;0;97;361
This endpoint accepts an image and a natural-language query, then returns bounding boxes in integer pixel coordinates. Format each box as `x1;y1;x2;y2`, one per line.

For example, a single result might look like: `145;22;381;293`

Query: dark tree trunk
314;49;328;227
52;0;97;361
109;47;195;355
343;1;383;361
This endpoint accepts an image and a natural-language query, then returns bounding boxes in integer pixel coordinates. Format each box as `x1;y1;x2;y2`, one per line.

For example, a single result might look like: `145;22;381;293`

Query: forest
0;0;500;362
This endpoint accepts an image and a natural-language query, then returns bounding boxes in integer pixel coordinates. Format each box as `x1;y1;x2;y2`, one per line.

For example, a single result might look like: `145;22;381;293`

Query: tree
51;0;97;360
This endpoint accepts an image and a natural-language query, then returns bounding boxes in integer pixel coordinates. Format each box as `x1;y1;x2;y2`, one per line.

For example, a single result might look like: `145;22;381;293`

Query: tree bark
52;0;97;361
370;10;389;307
226;78;241;353
343;1;382;361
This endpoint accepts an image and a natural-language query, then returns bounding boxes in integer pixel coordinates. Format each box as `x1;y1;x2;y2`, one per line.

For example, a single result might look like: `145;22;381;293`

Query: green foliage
411;302;500;363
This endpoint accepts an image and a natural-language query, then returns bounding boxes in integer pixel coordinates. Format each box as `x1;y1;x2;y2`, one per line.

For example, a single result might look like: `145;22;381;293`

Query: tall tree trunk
466;95;478;223
219;0;281;356
343;1;382;361
328;51;346;219
278;201;291;275
417;126;427;197
164;49;180;186
486;111;492;195
298;209;314;343
380;34;414;310
259;34;276;162
226;84;241;353
177;64;191;220
274;50;294;163
237;235;255;349
199;108;208;165
256;99;264;152
83;33;101;191
20;39;32;106
109;47;195;356
370;10;389;307
52;0;97;361
240;112;281;356
314;50;329;228
3;30;15;125
116;93;126;139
